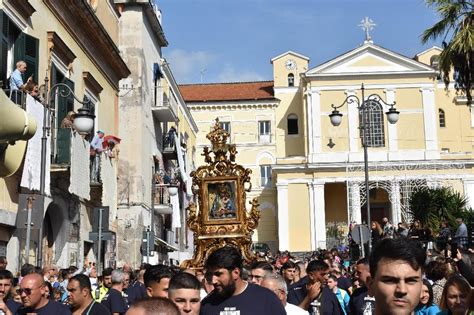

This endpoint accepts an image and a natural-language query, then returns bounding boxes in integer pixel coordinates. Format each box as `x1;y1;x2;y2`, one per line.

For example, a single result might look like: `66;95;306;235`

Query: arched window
439;109;446;127
287;114;298;135
360;100;385;147
287;73;295;87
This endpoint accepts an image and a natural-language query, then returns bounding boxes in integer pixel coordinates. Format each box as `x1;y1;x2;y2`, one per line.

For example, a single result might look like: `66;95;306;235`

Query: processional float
181;119;260;269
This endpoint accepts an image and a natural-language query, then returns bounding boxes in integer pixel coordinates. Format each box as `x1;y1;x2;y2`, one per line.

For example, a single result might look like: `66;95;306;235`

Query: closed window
287;114;298;135
439;109;446;127
360;99;385;147
219;121;231;134
260;165;272;186
259;120;271;144
288;73;295;87
259;121;270;135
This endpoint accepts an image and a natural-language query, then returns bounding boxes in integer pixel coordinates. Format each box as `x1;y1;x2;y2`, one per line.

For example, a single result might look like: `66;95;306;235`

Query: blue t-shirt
414;303;441;315
200;282;285;315
17;300;71;315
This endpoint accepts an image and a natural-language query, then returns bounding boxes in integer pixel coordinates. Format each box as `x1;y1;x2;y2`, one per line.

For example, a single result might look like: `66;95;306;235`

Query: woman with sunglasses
415;279;440;315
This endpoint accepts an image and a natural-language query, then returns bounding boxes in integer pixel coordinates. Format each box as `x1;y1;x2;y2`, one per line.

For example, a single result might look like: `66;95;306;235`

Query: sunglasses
17;286;41;295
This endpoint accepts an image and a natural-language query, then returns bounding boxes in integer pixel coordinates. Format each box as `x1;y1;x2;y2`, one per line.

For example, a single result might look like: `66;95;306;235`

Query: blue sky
156;0;442;84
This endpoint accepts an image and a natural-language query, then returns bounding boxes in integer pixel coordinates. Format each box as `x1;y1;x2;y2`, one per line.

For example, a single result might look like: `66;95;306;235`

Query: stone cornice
43;0;131;90
83;72;103;97
5;0;36;21
47;32;76;66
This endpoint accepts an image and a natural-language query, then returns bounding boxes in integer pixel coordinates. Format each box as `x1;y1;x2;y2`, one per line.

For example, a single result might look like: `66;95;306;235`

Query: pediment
306;43;435;76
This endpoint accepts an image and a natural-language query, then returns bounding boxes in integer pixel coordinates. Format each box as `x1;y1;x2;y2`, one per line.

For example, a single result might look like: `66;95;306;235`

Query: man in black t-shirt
101;269;128;315
17;273;71;314
200;246;285;315
287;260;343;315
68;274;111;315
349;258;375;315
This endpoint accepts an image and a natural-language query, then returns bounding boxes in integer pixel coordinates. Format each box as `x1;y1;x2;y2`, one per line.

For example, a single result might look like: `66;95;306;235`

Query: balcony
153;184;178;215
151;86;178;122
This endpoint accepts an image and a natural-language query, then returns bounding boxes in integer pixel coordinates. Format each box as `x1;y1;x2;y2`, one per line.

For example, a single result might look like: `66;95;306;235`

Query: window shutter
56;77;75;129
0;12;8;89
14;33;38;82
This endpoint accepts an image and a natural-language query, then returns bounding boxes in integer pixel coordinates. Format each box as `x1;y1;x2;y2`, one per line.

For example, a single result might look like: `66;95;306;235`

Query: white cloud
217;64;265;83
165;49;217;83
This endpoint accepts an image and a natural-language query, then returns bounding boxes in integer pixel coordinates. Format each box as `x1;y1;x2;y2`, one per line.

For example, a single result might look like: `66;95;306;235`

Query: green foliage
422;0;474;105
408;186;471;232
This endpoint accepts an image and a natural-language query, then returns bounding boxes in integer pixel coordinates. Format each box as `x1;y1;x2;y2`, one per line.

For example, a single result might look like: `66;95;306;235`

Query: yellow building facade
181;41;474;253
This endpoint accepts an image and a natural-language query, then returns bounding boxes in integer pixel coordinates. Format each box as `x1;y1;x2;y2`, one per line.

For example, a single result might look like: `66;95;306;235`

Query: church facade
180;39;474;252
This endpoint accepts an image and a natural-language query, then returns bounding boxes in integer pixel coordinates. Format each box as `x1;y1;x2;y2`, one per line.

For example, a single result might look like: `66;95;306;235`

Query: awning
154;236;179;252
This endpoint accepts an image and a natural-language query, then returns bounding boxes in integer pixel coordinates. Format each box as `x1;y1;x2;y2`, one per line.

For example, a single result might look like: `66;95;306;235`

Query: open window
287;114;298;135
288;73;295;87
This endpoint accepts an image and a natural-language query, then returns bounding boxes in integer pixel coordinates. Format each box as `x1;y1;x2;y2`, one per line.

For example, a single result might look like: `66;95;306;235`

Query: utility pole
25;196;34;264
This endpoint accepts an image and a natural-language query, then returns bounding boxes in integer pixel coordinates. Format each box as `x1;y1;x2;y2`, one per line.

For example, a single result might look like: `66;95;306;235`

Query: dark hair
0;270;13;281
70;274;92;292
306;260;329;273
425;260;448;281
205;246;243;273
369;237;426;278
169;272;200;292
281;261;296;271
131;297;180;315
44;281;53;300
0;256;6;263
421;279;435;307
144;265;173;288
20;263;35;277
60;268;70;280
102;267;113;277
328;274;338;282
250;261;273;272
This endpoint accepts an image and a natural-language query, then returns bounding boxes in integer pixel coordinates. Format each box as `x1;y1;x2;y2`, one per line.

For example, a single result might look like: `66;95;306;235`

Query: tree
408;186;470;232
421;0;473;105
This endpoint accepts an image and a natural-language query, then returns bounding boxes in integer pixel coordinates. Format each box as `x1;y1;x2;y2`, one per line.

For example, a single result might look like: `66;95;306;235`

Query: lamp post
33;74;95;266
329;83;399;254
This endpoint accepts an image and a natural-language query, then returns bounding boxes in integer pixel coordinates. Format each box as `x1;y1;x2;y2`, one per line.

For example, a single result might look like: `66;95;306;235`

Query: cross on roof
358;17;376;43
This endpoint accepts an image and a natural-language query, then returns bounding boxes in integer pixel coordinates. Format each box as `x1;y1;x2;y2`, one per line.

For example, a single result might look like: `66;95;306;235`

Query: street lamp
32;74;95;266
328;83;399;254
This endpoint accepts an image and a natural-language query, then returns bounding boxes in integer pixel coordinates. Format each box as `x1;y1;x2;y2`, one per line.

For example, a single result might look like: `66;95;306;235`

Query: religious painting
202;178;241;224
207;181;237;220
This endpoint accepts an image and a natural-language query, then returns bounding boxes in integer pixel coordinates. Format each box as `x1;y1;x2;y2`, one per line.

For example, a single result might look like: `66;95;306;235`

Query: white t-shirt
285;302;308;315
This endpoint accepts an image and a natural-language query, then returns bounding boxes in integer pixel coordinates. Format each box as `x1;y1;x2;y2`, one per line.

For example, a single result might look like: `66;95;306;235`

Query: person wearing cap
90;130;105;183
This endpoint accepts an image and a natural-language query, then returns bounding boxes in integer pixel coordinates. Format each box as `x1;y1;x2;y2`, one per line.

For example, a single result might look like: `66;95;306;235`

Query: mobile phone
451;243;458;258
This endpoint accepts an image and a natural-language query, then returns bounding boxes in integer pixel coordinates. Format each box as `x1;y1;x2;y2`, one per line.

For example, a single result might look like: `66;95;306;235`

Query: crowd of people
0;234;473;314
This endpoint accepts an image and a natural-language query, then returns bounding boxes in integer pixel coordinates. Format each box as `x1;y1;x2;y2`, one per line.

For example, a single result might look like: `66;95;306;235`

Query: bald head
20;273;47;309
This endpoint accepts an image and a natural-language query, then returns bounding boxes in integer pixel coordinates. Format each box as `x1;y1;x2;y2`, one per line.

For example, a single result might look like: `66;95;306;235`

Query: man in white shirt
261;273;307;315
